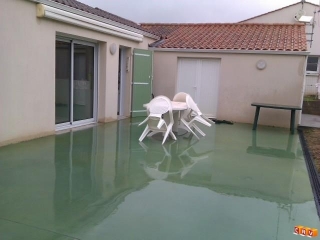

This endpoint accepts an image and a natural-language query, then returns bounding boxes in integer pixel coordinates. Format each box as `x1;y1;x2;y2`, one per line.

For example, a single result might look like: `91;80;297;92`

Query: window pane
307;57;319;72
307;63;318;72
73;44;94;121
307;57;318;64
55;41;71;124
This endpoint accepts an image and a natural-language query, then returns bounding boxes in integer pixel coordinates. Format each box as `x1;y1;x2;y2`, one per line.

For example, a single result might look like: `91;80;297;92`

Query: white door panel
198;59;220;116
177;59;198;98
177;58;220;117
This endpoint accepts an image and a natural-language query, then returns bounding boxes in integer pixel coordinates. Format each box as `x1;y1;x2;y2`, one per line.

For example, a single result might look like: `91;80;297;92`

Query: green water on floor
0;118;319;240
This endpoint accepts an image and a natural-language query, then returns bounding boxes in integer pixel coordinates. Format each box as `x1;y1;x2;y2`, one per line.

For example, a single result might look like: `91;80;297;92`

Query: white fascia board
27;0;159;39
149;48;310;56
37;4;143;42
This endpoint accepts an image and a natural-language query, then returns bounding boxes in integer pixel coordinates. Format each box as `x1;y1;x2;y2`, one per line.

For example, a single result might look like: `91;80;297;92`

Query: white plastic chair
139;96;177;144
173;92;188;102
172;92;191;125
181;95;213;139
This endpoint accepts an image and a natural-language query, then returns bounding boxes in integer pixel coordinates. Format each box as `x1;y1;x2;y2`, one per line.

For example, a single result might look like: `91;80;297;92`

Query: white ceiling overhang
36;4;144;42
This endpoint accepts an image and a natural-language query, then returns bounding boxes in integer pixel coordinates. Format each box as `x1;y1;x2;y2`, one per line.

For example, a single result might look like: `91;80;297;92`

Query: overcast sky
78;0;319;23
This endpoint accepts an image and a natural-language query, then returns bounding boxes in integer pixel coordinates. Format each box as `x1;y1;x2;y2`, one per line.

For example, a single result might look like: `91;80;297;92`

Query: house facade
0;0;311;147
241;1;320;96
142;23;308;128
1;0;157;146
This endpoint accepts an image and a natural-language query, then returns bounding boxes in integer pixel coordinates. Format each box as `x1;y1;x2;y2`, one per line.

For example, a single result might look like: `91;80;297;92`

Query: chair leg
187;124;199;139
138;117;149;126
181;119;191;132
147;132;157;137
202;115;215;124
194;116;211;127
162;130;171;144
139;126;150;142
170;131;177;140
181;119;200;139
193;124;205;137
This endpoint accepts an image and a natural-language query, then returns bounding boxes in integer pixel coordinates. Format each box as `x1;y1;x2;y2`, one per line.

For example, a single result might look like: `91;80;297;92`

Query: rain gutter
26;0;159;40
148;47;310;56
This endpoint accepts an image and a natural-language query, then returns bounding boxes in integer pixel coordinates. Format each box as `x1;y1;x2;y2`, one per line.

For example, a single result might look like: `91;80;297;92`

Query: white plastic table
143;101;188;132
170;101;188;111
143;101;187;111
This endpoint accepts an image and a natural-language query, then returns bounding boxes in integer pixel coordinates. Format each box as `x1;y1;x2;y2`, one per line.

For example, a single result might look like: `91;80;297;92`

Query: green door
131;49;153;117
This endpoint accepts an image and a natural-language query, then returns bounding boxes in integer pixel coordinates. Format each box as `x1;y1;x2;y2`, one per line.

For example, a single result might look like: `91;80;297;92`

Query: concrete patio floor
0;118;319;240
301;114;320;128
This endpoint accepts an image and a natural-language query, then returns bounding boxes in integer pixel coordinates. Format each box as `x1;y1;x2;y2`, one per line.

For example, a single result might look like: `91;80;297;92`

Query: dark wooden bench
251;102;302;134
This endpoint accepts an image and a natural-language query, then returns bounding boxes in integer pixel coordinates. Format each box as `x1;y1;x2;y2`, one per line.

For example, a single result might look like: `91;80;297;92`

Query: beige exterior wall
243;3;320;96
0;0;154;146
152;51;306;128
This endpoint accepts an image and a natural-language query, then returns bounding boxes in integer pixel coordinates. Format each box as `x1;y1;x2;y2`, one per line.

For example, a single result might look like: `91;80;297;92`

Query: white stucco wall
152;51;306;128
0;0;155;146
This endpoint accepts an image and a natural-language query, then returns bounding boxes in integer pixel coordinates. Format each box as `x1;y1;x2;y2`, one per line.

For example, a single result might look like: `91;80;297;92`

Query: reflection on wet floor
0;118;319;240
247;131;296;159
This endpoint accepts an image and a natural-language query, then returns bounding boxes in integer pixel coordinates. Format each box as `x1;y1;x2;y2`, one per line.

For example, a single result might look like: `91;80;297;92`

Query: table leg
290;110;295;134
286;134;294;152
252;106;260;130
172;111;180;132
252;131;257;148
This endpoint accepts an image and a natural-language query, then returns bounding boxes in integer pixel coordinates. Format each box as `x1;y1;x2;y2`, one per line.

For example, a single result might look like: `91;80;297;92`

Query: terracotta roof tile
141;23;307;51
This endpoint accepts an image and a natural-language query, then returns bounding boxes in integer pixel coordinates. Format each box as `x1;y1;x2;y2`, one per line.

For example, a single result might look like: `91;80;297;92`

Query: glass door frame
55;37;98;130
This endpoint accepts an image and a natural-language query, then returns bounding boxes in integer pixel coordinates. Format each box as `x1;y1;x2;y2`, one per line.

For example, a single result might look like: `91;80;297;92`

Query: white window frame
306;56;319;75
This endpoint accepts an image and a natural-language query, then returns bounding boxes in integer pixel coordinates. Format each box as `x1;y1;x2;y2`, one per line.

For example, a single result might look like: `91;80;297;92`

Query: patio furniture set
138;92;214;144
138;93;302;144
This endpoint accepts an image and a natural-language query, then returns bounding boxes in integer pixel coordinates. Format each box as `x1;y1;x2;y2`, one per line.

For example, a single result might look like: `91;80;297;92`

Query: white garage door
177;58;220;117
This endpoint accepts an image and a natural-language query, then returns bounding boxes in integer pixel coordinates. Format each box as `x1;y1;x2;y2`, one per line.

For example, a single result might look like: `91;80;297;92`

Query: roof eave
25;0;159;40
148;47;310;56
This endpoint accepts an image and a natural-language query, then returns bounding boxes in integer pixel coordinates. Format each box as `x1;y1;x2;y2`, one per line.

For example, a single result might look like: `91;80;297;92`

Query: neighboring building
240;1;320;96
1;0;158;146
142;23;308;127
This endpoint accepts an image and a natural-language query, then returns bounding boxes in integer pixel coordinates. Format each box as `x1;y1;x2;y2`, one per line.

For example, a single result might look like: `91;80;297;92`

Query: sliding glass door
73;43;95;122
55;41;71;124
55;39;97;128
